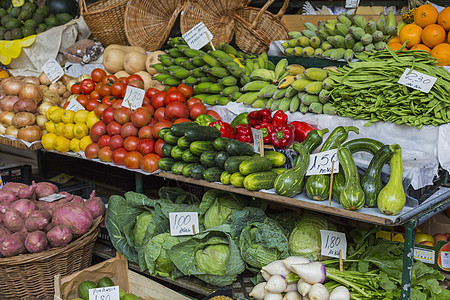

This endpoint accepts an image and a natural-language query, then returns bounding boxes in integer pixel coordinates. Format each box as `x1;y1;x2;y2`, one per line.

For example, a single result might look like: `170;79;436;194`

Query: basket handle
79;0;88;14
250;0;278;29
275;0;290;20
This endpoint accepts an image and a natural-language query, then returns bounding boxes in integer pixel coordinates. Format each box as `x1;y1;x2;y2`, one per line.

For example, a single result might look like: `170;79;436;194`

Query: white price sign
121;85;145;110
42;58;64;83
169;212;199;236
306;149;339;176
88;286;120;300
66;98;85;112
0;174;3;188
182;22;214;50
345;0;360;8
398;68;437;93
39;194;67;202
320;230;347;259
251;127;264;155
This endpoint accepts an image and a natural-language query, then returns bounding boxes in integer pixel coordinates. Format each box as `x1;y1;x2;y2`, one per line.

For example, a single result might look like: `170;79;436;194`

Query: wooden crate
54;253;190;300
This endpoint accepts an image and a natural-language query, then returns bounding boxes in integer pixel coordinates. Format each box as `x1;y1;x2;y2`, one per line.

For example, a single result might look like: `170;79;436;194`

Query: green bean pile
328;47;450;129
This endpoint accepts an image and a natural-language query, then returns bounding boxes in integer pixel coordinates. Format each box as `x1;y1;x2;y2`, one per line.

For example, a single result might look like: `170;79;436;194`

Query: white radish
262;260;291;276
297;278;312;296
303;296;310;300
329;286;351;300
265;274;288;294
308;283;329;300
261;269;272;281
283;291;303;300
291;262;326;284
264;292;283;300
285;283;298;293
283;256;310;272
249;282;267;300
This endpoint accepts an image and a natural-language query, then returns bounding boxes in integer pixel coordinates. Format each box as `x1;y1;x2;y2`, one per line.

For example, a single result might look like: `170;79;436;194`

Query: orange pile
391;4;450;66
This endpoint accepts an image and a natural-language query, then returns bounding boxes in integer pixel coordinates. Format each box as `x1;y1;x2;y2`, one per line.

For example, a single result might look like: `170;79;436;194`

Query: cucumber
224;155;253;173
213;137;231;151
271;167;287;175
171;161;189;175
158;127;171;140
190;140;215;156
215;151;229;169
220;171;232;185
170;121;199;137
158;158;177;171
243;171;278;191
177;136;191;150
182;149;200;163
185;126;221;142
263;151;287;167
203;167;223;182
230;172;245;188
200;151;217;167
170;145;184;160
225;139;254;156
164;132;180;145
189;164;205;180
239;157;273;175
182;163;197;177
161;143;174;158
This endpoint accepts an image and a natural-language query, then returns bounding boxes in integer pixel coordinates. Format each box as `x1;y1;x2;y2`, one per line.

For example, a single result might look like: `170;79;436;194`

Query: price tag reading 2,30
121;85;145;110
306;148;339;176
169;212;199;236
398;68;437;93
320;230;347;259
182;22;214;50
88;286;120;300
42;59;64;83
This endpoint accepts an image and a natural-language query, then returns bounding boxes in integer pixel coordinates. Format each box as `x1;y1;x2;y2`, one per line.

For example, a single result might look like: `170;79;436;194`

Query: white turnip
262;259;291;276
308;283;329;300
291;262;327;284
297;279;312;296
261;269;272;281
329;286;351;300
265;275;288;294
25;231;48;253
283;256;310;272
285;283;298;293
249;282;266;300
283;291;302;300
264;292;283;300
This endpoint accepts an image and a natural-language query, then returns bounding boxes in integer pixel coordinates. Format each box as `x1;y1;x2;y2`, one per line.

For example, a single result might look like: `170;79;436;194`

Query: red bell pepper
290;121;317;142
248;108;272;127
209;120;235;139
271;124;295;149
272;110;288;127
254;122;273;144
235;124;253;143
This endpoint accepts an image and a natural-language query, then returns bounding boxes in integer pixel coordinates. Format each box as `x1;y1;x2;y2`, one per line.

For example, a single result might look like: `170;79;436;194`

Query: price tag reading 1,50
42;59;64;83
88;286;120;300
169;212;199;236
320;230;347;259
306;149;339;176
121;85;145;110
398;68;437;93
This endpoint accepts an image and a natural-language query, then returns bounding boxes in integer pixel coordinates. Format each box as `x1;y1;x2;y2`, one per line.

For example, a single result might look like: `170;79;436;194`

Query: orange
399;23;423;48
414;4;439;28
431;43;450;66
437;7;450;31
388;43;404;51
410;44;431;52
388;36;401;44
421;24;446;48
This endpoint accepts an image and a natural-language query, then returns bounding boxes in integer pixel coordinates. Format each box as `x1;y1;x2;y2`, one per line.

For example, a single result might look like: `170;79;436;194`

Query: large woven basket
0;218;101;299
79;0;129;46
124;0;185;51
180;0;245;46
233;0;290;54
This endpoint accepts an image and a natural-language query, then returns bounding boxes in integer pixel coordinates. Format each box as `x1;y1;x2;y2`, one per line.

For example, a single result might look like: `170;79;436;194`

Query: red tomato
76;94;89;107
189;103;207;120
95;82;102;92
123;136;141;152
166;87;177;93
186;97;202;107
145;88;159;99
154;139;166;157
111;82;126;98
173;118;191;124
124;150;142;169
140;153;161;173
206;110;222;121
80;79;96;95
137;139;155;155
71;83;81;94
154;107;166;122
164;91;186;106
62;102;69;109
86;99;99;112
102;74;117;85
91;68;107;83
150;91;166;109
117;77;128;84
177;84;194;98
111;147;128;165
126;74;144;84
90;90;101;101
143;104;155;116
102;96;116;106
112;99;123;109
152;120;172;139
99;84;112;97
127;79;144;90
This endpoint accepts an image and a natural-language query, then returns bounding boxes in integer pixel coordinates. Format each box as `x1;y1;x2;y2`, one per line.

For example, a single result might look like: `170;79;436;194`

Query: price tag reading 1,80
398;68;437;93
42;59;64;83
121;85;145;110
320;230;347;259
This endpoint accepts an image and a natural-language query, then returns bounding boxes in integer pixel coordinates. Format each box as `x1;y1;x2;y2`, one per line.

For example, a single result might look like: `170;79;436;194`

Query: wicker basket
79;0;129;46
180;0;245;46
124;0;185;51
0;218;101;299
233;0;290;54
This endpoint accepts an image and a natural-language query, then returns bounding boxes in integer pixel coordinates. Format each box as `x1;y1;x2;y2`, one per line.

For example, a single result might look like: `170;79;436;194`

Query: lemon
78;280;97;300
69;138;81;153
73;123;89;139
63;123;75;139
61;110;75;124
73;110;89;124
49;107;64;123
46;105;59;120
119;287;126;298
86;110;100;129
54;122;65;136
392;233;405;243
53;136;70;152
45;120;56;133
376;230;392;241
79;135;93;151
121;294;139;300
41;133;58;150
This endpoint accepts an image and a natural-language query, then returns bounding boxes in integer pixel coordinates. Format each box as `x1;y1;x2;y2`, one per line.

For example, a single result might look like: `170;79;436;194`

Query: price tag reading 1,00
320;230;347;259
398;68;437;93
169;212;199;236
42;59;64;83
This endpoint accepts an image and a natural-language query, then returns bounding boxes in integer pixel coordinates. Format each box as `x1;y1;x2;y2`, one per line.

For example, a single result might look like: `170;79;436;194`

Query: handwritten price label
320;230;347;259
42;59;64;83
182;22;213;50
88;286;120;300
121;85;145;110
0;174;3;188
169;212;199;236
398;68;437;93
306;149;339;176
251;128;263;154
345;0;360;8
66;98;85;112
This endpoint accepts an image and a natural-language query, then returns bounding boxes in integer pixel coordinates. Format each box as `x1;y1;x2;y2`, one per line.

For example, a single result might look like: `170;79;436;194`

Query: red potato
2;208;25;232
71;195;84;204
43;222;56;233
0;224;11;240
32;181;58;199
25;210;51;232
0;232;27;257
46;225;73;247
25;231;48;253
84;190;106;219
57;191;73;202
0;190;17;203
2;182;28;194
11;199;38;218
52;202;93;235
17;184;36;200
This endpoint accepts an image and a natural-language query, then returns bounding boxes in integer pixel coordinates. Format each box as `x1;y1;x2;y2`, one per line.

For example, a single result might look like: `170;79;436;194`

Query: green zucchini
262;151;286;167
200;151;217;167
189;164;205;180
215;151;229;169
190;140;215;156
243;171;278;191
170;145;184;160
220;171;232;185
343;138;385;155
177;136;191;150
171;161;189;175
305;175;331;201
337;145;365;211
161;143;174;158
158;157;177;171
332;171;345;203
321;126;359;151
185;126;221;141
213;137;231;151
158;127;171;140
271;167;287;175
203;167;223;182
182;163;197;177
170;121;199;137
361;145;394;207
224;155;253;173
225;139;254;156
301;128;329;155
230;172;245;188
182;149;200;163
239;157;273;175
164;132;180;145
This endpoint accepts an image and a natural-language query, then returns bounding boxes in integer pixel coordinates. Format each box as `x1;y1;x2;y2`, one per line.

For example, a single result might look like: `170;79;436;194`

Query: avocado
10;27;22;39
23;18;37;29
56;13;71;24
1;15;13;27
6;7;12;15
32;12;45;24
0;26;6;35
44;16;59;27
4;30;12;40
21;2;36;13
5;18;21;30
0;9;7;18
18;9;32;21
21;26;34;37
10;7;21;17
37;22;46;31
35;5;49;17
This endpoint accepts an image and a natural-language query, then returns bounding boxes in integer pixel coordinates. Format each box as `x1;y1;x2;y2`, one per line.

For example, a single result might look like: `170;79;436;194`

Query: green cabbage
133;211;155;246
195;238;230;275
143;233;180;277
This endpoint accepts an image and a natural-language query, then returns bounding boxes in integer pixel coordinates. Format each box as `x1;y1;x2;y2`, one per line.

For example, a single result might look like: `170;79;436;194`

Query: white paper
121;86;145;110
66;98;85;112
88;286;120;300
345;0;360;8
42;58;64;83
320;230;347;259
0;174;3;188
182;22;213;50
398;68;437;93
306;149;339;176
39;193;66;202
169;212;199;236
251;128;263;154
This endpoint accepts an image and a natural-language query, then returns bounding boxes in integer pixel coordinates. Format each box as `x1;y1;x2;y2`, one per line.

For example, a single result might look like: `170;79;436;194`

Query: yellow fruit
53;136;70;152
79;135;93;151
46;105;59;120
73;110;89;124
63;123;75;139
54;123;65;136
392;233;405;243
86;110;100;129
48;107;64;123
41;133;58;150
45;120;56;133
69;138;81;153
376;230;392;241
61;110;75;124
73;123;89;139
415;232;434;244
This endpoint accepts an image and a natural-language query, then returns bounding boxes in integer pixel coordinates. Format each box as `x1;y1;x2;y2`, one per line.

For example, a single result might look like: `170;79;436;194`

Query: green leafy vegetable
143;233;181;278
